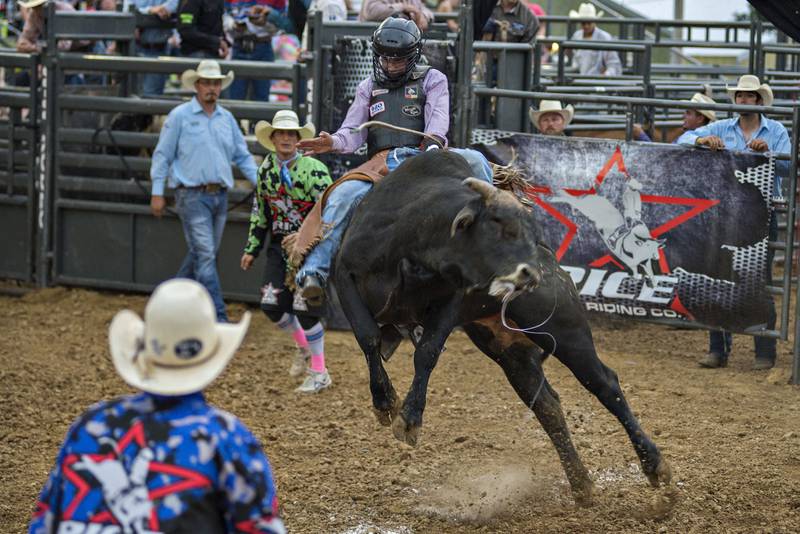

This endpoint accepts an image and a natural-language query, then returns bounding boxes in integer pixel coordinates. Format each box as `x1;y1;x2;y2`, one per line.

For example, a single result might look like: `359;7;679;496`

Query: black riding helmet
371;17;423;88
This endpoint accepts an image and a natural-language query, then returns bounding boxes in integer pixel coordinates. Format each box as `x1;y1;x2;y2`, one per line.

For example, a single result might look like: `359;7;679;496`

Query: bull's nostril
519;265;533;278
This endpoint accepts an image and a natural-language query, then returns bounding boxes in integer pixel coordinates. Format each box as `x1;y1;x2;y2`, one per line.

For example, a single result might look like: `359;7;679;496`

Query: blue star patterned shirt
150;97;258;196
29;392;285;534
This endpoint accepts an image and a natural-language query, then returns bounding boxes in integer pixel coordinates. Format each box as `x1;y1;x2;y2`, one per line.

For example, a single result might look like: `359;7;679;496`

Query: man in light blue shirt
680;75;789;371
150;59;258;322
132;0;179;95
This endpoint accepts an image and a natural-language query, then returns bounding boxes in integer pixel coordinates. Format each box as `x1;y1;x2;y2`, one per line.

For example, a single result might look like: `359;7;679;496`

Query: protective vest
366;66;430;158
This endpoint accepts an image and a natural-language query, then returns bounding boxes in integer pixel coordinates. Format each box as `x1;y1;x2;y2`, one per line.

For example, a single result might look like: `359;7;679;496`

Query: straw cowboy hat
109;279;251;396
180;59;235;91
255;110;316;152
18;0;48;8
529;100;575;129
569;2;603;18
687;92;717;122
725;74;773;107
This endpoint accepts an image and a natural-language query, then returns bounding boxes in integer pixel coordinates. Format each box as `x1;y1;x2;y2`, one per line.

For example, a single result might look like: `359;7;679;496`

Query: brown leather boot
698;352;728;368
752;358;775;371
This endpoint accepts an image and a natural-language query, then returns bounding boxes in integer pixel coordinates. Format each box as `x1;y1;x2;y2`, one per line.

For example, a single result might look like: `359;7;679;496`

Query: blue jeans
709;214;778;361
386;147;494;183
229;41;274;101
297;147;493;285
298;179;372;285
137;45;168;96
174;188;229;321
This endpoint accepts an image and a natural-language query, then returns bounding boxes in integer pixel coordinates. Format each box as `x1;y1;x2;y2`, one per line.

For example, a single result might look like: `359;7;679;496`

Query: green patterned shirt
244;153;332;256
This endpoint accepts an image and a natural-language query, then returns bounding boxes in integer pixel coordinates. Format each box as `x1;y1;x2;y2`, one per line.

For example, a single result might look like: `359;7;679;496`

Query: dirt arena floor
2;286;799;533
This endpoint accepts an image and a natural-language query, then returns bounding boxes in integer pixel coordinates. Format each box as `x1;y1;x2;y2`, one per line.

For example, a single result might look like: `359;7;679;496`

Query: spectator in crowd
240;110;334;393
28;279;286;533
633;92;716;144
132;0;178;95
177;0;228;57
227;0;293;101
529;99;572;136
424;0;458;32
290;18;494;303
673;92;716;143
681;75;788;371
16;0;77;53
525;1;547;57
150;60;257;322
569;2;621;77
359;0;432;32
481;0;538;44
290;0;347;50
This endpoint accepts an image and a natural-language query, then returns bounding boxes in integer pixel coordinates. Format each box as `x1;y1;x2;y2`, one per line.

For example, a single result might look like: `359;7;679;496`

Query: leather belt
234;35;272;45
181;183;227;194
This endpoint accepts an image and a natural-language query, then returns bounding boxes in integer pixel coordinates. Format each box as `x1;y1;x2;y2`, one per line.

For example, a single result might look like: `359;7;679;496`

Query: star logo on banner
524;146;720;318
61;421;211;529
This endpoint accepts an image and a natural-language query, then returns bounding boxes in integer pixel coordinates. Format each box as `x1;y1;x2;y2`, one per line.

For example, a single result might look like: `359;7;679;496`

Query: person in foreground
28;279;286;533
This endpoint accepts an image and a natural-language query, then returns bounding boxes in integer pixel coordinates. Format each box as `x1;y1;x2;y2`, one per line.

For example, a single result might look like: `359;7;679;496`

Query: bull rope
499;287;558;407
350;121;446;149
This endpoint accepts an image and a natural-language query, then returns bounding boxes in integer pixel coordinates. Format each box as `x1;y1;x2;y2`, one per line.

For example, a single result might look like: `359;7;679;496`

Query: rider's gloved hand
420;137;443;151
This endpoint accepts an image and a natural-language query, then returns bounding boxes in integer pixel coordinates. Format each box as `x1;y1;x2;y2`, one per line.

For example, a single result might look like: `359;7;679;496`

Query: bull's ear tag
450;204;477;237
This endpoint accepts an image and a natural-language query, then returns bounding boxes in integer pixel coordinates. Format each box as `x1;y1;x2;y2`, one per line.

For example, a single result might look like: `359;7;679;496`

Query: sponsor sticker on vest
402;104;422;117
405;86;418;99
369;101;385;117
372;88;389;96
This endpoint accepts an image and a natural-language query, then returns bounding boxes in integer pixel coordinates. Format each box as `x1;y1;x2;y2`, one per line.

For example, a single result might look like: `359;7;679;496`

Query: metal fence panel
0;197;31;278
53;201;266;301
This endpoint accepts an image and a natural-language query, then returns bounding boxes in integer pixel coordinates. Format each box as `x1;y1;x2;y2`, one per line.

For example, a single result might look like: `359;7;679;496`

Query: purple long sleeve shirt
330;69;450;153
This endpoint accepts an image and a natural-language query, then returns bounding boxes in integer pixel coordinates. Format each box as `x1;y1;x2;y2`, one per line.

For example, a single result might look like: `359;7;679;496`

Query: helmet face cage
370;18;423;89
371;45;422;88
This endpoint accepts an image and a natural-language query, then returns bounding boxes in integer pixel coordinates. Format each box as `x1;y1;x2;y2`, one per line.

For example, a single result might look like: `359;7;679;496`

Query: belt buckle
205;183;222;194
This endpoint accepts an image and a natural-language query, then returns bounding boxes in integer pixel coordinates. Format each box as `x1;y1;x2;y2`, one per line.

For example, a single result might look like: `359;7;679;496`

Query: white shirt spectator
570;26;622;76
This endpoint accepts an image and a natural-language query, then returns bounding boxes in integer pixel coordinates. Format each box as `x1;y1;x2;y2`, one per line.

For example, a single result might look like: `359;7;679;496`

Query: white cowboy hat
109;279;251;396
725;74;773;107
180;60;235;91
18;0;48;8
687;92;717;122
255;110;316;152
529;100;575;129
569;2;603;18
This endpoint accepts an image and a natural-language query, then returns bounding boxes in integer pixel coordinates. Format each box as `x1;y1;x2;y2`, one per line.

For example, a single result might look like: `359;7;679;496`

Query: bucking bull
333;150;672;505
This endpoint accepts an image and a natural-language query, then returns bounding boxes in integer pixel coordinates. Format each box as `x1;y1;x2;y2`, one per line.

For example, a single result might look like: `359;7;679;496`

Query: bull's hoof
646;459;673;488
372;406;394;427
372;397;400;427
391;414;421;447
573;482;595;508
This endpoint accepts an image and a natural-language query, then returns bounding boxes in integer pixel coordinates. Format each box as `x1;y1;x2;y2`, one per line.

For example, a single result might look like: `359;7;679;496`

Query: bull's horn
463;177;497;202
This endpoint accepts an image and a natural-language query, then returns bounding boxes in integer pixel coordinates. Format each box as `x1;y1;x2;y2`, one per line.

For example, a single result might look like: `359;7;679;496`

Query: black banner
475;134;775;332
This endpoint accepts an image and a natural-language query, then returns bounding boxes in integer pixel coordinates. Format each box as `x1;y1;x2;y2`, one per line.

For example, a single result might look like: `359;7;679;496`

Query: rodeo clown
240;110;334;393
28;279;285;533
291;16;495;304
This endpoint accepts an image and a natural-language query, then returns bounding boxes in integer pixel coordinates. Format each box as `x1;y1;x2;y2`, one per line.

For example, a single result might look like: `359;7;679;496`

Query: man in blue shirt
29;278;286;533
680;75;789;371
132;0;178;95
673;92;716;144
150;60;258;322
